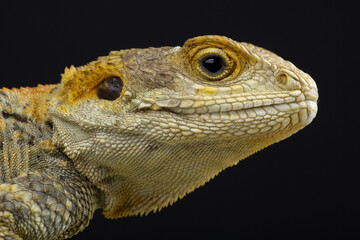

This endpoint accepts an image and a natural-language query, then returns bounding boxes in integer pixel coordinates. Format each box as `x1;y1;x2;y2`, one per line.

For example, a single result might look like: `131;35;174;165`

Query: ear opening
56;59;125;104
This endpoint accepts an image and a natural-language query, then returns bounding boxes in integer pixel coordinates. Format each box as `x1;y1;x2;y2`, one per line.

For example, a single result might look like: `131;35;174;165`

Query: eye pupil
200;54;226;75
96;76;123;101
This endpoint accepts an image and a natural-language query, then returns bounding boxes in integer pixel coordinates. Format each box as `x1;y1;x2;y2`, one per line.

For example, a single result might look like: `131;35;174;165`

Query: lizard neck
0;85;58;181
0;84;57;122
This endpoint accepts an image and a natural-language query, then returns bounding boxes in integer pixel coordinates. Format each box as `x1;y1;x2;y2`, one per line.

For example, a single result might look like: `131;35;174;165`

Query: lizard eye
200;54;227;75
192;48;235;81
96;76;124;101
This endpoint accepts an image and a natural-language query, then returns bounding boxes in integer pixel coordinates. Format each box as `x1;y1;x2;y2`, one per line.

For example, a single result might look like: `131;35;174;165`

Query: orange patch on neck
2;84;56;122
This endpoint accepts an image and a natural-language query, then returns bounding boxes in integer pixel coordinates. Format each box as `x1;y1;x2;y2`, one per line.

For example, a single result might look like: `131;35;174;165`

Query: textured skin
0;35;318;239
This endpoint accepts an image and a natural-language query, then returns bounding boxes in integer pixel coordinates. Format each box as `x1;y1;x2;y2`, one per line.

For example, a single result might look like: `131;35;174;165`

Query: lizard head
48;35;318;218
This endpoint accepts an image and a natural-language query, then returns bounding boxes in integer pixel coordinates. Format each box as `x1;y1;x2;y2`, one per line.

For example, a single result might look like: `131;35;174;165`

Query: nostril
274;71;301;90
276;73;288;85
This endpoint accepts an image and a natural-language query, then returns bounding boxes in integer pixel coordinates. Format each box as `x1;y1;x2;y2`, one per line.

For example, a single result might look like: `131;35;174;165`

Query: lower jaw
175;100;318;138
141;100;318;141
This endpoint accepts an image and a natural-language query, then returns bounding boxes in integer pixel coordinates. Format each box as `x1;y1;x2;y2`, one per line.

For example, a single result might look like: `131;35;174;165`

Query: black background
0;1;357;239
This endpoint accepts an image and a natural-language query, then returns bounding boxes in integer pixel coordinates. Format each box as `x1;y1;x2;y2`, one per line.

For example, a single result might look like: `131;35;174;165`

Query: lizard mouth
133;89;318;126
128;88;318;139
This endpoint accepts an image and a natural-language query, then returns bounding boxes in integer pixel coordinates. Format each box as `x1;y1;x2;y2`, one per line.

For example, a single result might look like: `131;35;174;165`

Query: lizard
0;35;318;239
